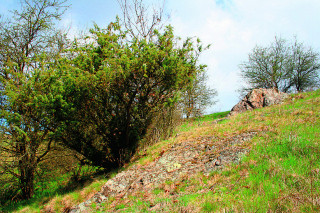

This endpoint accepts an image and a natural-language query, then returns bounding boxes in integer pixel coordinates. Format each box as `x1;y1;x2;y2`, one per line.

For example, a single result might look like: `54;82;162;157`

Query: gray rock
229;88;288;116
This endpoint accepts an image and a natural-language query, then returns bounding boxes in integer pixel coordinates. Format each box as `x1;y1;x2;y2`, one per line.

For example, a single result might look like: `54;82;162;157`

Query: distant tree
0;0;68;200
181;70;217;118
239;37;289;93
239;36;320;94
286;38;320;92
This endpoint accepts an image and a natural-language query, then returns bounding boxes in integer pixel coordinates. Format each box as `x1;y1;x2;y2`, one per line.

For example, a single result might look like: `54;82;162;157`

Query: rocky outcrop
229;88;289;116
70;132;257;212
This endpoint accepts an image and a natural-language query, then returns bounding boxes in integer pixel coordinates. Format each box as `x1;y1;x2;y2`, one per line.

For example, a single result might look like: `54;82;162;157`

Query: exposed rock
229;88;289;116
69;132;257;212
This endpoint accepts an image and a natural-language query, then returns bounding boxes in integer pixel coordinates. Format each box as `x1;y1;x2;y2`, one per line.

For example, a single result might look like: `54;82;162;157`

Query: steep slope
16;90;320;212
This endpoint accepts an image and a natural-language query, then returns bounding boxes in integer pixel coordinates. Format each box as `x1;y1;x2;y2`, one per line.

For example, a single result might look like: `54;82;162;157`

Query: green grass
200;111;230;121
186;89;320;212
95;90;320;212
176;111;230;133
178;193;201;206
4;89;320;212
0;166;117;212
1;172;71;212
202;198;218;212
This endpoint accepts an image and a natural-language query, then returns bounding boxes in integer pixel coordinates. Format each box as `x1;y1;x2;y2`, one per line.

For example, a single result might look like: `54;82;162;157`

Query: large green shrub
51;21;207;169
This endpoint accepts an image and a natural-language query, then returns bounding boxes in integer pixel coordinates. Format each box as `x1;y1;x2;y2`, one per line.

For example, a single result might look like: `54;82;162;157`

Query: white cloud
167;0;320;111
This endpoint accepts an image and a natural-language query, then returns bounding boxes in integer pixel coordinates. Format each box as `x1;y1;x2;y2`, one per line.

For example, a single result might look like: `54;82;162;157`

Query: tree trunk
17;140;37;200
19;163;36;200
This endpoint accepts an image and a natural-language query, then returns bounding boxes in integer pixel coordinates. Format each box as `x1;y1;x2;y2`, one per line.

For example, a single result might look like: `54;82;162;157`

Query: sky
1;0;320;112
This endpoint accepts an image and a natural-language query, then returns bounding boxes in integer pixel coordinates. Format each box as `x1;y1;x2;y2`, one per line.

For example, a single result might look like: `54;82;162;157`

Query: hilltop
10;89;320;212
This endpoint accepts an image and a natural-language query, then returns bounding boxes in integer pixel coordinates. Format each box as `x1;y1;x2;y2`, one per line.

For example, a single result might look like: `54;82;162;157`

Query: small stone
215;159;221;166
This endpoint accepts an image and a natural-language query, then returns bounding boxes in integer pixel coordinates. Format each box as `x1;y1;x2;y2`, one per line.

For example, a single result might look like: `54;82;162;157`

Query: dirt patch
70;132;257;212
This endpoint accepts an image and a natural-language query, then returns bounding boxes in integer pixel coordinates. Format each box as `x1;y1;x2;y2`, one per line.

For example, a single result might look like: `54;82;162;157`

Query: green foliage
0;67;66;199
0;0;69;201
239;37;287;94
139;106;179;151
8;90;320;213
50;20;208;169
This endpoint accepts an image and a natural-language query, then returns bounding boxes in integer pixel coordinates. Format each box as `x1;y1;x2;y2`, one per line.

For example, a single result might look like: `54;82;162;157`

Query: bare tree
181;71;217;118
286;38;320;92
239;37;289;93
239;36;320;94
117;0;168;40
0;0;68;79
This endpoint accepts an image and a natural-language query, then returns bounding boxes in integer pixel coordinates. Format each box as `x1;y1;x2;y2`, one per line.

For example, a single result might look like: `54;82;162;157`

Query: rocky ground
70;131;257;212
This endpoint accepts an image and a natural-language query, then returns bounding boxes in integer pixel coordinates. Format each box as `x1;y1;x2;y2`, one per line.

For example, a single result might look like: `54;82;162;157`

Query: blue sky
1;0;320;112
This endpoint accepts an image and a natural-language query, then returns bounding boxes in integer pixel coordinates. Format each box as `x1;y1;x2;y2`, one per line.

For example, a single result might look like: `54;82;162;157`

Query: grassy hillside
7;90;320;212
